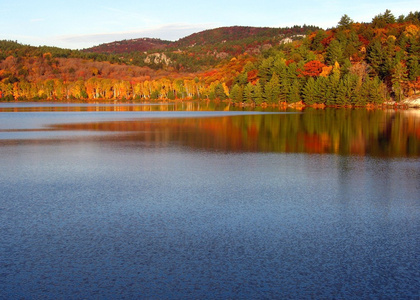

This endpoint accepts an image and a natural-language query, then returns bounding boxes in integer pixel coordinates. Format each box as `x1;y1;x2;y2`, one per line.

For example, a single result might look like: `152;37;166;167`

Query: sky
1;0;418;49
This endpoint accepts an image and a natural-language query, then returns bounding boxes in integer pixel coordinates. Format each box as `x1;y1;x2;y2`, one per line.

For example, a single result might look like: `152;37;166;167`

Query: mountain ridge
85;38;171;54
83;25;318;54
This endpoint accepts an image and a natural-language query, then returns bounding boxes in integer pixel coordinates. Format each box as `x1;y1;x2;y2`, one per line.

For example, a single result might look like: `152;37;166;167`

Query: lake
1;102;419;299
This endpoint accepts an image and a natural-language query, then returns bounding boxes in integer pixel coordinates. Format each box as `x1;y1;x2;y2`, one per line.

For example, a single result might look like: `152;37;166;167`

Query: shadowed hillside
85;38;171;54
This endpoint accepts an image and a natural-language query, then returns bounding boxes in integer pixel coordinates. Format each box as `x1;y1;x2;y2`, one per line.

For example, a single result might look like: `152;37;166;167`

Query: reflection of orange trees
303;133;332;154
49;109;419;156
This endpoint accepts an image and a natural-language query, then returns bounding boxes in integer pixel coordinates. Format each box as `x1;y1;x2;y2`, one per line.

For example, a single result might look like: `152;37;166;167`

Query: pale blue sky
1;0;418;49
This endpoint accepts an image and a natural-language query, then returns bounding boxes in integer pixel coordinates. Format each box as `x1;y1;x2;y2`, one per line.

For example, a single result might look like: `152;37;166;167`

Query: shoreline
1;96;420;109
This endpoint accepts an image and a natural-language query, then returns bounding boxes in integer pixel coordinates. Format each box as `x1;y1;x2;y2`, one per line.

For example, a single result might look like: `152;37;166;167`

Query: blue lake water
1;102;419;298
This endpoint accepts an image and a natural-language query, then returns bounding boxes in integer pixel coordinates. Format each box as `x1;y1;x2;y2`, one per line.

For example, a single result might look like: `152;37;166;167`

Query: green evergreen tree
407;58;420;81
372;9;396;28
370;76;386;104
214;83;227;100
391;61;408;101
264;73;280;103
234;72;248;86
367;40;386;78
243;83;254;104
314;76;329;104
302;77;317;104
230;84;243;103
258;57;275;82
326;64;341;105
383;9;396;24
338;14;354;29
272;58;287;77
287;80;301;103
383;36;397;76
405;11;420;23
342;58;352;76
407;37;420;81
253;81;264;105
326;40;344;65
358;78;370;106
350;74;363;105
279;77;290;102
286;63;298;81
398;34;408;50
243;61;256;72
336;76;353;105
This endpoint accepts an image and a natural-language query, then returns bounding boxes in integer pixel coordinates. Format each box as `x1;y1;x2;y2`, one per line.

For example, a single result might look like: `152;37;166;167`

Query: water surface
1;102;419;298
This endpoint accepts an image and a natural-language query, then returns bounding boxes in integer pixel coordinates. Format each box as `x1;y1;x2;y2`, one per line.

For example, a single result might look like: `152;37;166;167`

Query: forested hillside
86;38;171;54
0;10;419;105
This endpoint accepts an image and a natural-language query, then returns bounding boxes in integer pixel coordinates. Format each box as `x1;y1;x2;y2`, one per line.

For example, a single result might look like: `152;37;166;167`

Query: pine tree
338;14;354;29
358;79;370;106
253;81;264;105
264;73;280;103
383;36;397;77
279;77;290;102
336;76;352;105
367;40;386;78
314;76;329;104
258;57;275;82
350;74;363;105
391;61;408;101
370;76;386;104
243;83;254;104
326;40;344;65
407;36;420;81
230;84;243;103
214;83;227;100
360;76;385;104
272;58;287;77
326;63;341;105
372;9;396;28
407;58;420;81
287;80;301;103
302;77;317;104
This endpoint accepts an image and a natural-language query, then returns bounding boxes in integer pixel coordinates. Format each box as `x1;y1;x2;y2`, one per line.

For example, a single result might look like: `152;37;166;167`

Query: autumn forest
1;10;419;106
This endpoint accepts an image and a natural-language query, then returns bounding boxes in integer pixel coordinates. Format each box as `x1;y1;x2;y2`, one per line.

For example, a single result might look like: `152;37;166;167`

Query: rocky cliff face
144;53;171;65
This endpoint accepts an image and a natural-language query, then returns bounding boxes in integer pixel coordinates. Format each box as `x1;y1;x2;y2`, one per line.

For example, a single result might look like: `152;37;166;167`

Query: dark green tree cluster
230;56;386;105
228;10;420;105
0;40;124;64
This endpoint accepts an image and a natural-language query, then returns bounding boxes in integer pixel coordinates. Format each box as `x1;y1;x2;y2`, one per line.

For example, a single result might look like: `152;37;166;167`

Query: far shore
1;95;420;109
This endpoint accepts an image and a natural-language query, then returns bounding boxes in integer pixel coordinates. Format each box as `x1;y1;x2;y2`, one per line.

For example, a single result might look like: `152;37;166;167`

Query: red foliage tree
247;69;259;84
299;60;326;77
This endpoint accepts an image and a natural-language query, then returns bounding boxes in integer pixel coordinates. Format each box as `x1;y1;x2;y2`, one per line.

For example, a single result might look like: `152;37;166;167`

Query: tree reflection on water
48;108;420;157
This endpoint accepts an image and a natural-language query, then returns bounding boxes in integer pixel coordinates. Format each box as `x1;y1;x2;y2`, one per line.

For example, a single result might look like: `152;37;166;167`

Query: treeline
0;10;419;104
0;40;124;63
0;77;210;101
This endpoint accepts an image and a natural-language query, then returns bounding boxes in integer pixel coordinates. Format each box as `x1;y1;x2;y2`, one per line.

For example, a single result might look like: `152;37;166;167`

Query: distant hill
85;38;171;54
171;25;317;48
84;25;319;55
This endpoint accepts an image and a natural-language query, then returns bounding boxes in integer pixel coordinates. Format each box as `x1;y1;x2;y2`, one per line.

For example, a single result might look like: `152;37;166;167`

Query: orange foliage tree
298;60;326;77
